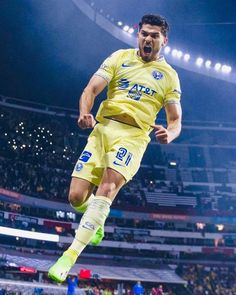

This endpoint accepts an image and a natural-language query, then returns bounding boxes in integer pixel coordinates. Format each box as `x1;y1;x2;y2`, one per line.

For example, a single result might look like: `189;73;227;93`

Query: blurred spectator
34;287;43;295
67;275;79;295
132;281;144;295
156;285;164;295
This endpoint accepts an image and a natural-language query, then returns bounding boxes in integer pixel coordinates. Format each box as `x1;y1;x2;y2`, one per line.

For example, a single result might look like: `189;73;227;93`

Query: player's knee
68;190;84;207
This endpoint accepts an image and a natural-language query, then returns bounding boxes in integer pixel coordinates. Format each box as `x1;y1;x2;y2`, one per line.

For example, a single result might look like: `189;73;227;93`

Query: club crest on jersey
152;70;164;80
75;162;83;172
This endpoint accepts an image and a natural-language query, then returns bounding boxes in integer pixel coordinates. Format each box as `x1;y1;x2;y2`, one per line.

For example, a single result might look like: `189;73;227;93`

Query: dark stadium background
0;0;236;120
0;1;236;294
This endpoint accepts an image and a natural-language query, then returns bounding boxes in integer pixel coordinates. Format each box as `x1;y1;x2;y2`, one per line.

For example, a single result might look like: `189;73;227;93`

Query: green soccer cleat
90;225;104;246
48;255;74;283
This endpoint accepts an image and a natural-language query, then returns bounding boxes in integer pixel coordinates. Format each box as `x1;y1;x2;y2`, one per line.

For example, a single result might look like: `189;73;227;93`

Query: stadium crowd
1;104;236;295
2;264;236;295
177;264;236;295
0;105;236;216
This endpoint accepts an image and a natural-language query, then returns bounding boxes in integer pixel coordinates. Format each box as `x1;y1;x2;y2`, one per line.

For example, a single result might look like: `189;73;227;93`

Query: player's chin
141;54;152;62
142;52;154;62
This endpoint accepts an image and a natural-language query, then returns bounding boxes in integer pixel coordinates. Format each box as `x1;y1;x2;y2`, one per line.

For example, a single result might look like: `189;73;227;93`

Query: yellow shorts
72;119;150;186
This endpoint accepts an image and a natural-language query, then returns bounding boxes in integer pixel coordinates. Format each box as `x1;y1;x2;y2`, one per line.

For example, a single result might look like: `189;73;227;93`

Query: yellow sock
67;196;112;259
63;249;81;264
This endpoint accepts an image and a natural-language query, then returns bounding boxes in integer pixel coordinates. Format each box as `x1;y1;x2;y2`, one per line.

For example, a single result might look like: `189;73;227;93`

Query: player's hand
150;124;171;144
78;114;96;129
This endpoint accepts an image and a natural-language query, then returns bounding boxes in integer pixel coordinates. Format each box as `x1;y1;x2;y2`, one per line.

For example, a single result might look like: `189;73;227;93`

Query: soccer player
48;14;182;283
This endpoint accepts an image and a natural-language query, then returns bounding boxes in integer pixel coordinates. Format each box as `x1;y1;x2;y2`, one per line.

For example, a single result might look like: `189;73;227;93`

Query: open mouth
144;46;152;53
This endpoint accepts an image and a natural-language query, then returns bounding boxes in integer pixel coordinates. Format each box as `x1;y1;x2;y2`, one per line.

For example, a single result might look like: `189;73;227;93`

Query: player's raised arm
78;75;108;129
151;103;182;144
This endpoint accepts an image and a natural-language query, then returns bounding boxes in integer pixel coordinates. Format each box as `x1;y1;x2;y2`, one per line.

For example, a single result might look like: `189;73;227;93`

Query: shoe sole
48;270;65;283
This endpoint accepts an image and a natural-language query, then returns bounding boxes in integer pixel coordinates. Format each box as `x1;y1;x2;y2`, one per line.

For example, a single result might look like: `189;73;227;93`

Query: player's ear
162;36;168;47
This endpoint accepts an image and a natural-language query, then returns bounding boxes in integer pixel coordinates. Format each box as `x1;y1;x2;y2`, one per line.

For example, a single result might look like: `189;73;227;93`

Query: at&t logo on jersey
128;83;157;100
118;78;157;101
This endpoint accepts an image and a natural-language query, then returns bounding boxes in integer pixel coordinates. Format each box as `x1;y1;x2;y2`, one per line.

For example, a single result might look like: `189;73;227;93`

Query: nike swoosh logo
82;225;94;230
113;160;125;167
121;63;131;68
82;221;95;230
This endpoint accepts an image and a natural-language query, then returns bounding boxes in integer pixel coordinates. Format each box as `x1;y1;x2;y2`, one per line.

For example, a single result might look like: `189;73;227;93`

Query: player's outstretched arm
78;75;107;129
151;103;182;144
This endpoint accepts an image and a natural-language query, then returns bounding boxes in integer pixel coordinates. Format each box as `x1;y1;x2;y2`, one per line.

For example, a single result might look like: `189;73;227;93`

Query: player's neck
136;49;163;62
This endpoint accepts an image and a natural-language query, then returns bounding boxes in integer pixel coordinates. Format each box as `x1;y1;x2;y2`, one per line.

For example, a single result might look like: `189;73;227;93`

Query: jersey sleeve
164;71;181;105
94;50;123;83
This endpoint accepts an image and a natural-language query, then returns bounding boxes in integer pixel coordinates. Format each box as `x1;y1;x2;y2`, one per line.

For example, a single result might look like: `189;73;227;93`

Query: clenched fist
151;124;171;144
78;114;96;129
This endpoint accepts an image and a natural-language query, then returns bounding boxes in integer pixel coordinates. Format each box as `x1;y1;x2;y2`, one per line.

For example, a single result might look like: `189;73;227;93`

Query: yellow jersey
95;48;181;132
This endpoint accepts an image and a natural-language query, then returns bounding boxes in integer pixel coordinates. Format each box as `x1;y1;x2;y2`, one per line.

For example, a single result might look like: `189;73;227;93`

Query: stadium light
196;223;205;230
128;28;134;34
216;224;224;231
176;51;183;59
171;49;178;57
183;53;190;62
164;46;171;54
196;57;204;67
221;65;232;74
214;63;221;71
205;60;211;68
82;3;233;79
123;25;129;32
168;161;178;168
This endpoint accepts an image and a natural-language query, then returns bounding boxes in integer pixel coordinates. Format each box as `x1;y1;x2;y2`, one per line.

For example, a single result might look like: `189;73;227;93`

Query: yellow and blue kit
95;48;181;132
72;48;181;184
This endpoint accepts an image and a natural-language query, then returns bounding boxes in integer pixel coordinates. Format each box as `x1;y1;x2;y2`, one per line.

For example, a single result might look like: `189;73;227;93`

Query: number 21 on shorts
115;147;133;166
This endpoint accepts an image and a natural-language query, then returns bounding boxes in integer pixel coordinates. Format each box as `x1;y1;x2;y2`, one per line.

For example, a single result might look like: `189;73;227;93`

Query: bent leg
69;177;96;214
69;177;101;245
48;169;125;283
69;168;125;250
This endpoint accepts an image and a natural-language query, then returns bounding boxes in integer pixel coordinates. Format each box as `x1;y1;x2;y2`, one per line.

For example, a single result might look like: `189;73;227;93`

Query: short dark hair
139;14;169;37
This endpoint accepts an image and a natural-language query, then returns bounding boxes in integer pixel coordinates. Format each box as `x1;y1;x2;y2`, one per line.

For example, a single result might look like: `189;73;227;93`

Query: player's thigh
96;167;126;201
69;177;95;206
72;124;104;187
107;137;149;183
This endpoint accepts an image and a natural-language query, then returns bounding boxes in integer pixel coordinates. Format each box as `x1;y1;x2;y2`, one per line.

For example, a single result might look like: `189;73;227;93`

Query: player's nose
145;35;152;42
